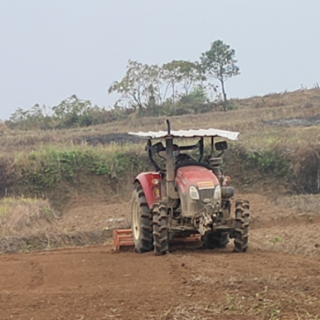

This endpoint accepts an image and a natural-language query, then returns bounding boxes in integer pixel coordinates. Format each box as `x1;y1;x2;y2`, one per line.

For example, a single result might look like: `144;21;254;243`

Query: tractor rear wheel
153;202;169;255
233;199;250;252
203;231;229;249
131;184;153;253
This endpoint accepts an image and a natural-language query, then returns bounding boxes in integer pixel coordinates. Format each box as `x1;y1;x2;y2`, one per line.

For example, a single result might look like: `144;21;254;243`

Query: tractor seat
175;154;208;171
175;153;194;165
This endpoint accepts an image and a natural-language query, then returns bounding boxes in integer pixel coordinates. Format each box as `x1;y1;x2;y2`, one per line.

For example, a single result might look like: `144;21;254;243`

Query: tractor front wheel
131;184;153;253
233;199;250;252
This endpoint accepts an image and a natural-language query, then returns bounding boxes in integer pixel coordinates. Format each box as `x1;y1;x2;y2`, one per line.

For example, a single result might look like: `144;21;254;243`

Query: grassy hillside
1;87;320;207
0;87;320;252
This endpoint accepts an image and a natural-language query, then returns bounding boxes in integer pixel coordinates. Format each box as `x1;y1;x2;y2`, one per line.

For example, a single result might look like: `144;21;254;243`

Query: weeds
273;236;282;244
0;196;54;236
246;149;288;177
13;145;150;194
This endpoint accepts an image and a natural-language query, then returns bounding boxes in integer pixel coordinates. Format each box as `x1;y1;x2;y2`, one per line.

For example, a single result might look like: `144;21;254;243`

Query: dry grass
0;88;318;212
0;197;56;236
0;87;319;251
0;88;320;157
0;196;114;253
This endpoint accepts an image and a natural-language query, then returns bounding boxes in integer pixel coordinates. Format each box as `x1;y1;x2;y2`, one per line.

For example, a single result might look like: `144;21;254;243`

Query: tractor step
112;228;202;251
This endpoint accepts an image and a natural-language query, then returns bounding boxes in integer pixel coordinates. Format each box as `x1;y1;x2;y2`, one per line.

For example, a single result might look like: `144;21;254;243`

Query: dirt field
0;192;320;320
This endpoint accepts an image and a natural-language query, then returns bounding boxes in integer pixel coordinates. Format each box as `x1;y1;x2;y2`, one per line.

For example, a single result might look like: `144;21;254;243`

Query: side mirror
215;141;228;151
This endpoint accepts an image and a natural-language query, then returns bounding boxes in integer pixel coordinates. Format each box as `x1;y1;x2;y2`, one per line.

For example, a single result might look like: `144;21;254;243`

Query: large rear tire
131;184;153;253
153;202;169;255
233;199;250;253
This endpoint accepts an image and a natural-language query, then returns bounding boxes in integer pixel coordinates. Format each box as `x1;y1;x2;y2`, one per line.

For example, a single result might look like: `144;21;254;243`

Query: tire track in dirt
27;260;44;290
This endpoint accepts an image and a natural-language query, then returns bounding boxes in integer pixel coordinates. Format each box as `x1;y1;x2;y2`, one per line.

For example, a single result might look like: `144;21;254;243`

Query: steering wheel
175;153;194;165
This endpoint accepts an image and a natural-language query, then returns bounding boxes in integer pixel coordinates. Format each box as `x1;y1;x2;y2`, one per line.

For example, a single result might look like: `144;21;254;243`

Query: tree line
7;40;240;130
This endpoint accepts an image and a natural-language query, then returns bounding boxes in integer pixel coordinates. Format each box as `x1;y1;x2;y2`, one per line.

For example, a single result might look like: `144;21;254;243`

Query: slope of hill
0;87;320;255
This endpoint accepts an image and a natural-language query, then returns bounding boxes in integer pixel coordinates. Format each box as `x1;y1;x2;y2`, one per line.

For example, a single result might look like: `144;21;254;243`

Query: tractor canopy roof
128;128;239;141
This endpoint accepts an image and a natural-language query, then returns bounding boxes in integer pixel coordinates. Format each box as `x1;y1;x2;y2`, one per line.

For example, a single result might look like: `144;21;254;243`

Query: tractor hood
175;166;220;195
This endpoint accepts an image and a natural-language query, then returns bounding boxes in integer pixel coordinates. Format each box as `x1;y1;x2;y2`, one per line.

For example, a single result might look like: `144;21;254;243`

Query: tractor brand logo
197;181;214;189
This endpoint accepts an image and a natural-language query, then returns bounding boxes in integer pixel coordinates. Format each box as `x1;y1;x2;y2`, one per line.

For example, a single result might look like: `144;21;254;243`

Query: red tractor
128;121;250;255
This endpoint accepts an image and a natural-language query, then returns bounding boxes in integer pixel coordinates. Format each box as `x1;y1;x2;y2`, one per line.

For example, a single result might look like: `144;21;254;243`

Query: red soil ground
0;192;320;319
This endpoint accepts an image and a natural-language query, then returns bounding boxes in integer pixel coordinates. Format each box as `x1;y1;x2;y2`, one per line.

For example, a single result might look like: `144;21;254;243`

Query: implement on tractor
113;120;250;255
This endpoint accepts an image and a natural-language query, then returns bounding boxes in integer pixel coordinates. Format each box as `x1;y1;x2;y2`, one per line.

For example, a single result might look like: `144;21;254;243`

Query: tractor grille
199;188;215;200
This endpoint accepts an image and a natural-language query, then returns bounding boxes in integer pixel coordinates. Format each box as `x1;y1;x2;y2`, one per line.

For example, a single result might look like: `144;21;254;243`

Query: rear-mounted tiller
112;228;202;252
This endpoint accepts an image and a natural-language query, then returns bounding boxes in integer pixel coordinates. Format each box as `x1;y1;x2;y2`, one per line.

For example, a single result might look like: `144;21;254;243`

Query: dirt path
0;246;320;320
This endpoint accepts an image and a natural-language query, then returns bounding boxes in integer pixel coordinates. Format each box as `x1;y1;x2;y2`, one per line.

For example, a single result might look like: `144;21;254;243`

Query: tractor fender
134;172;161;209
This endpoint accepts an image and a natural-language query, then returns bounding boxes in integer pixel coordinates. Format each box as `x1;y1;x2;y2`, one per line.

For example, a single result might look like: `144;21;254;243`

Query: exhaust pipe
165;119;176;199
166;119;171;135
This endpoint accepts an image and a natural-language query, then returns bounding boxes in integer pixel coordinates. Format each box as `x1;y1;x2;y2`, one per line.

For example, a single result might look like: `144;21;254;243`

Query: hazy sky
1;1;319;121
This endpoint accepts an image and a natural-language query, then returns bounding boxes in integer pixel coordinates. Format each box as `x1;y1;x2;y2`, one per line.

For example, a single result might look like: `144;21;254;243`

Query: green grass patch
245;149;289;177
14;145;150;194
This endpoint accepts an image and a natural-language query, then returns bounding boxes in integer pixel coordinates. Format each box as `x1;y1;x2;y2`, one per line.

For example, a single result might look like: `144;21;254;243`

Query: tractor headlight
189;186;200;200
213;185;221;201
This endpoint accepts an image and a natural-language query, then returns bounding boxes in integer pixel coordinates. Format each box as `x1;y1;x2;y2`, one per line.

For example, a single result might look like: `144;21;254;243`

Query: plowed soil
1;192;320;319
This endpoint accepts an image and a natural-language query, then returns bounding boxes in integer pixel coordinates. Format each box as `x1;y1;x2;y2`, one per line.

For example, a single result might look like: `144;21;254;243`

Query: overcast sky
0;0;319;121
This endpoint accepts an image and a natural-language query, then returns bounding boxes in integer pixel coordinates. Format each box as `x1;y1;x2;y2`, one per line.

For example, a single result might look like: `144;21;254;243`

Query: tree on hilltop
200;40;240;111
162;60;204;101
108;60;162;113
